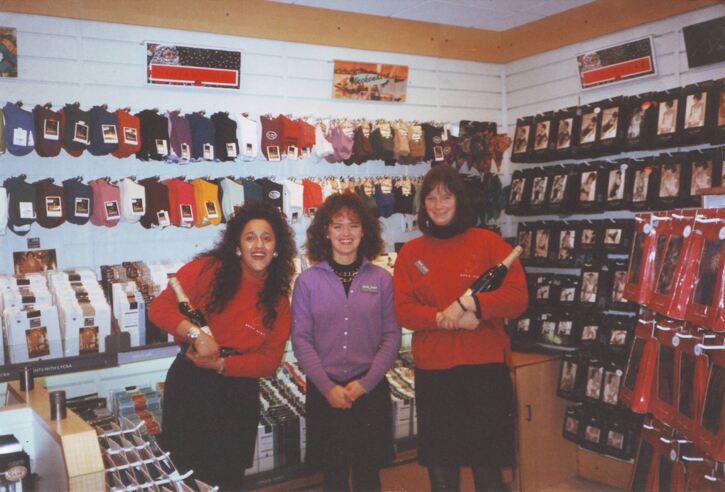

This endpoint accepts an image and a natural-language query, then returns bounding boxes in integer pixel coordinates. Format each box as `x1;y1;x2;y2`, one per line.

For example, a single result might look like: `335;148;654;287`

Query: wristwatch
185;326;201;344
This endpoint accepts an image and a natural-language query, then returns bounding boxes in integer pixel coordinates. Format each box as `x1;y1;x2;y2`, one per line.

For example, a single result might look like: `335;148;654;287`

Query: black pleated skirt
414;363;516;467
305;375;395;471
160;355;260;488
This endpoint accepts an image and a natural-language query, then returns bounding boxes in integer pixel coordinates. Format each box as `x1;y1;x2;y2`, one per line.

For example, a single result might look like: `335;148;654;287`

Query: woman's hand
456;311;480;331
437;296;475;330
325;385;352;409
192;331;220;359
344;380;366;403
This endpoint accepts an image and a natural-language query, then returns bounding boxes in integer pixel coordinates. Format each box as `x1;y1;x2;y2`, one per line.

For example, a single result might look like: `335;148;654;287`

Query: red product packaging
629;418;674;492
684;209;725;331
624;213;658;304
647;210;698;319
621;313;658;413
692;333;725;460
652;316;685;426
672;325;711;442
684;454;725;491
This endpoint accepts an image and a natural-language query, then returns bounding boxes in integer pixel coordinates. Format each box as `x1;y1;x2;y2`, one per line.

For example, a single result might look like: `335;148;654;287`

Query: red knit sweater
393;228;528;370
148;257;291;378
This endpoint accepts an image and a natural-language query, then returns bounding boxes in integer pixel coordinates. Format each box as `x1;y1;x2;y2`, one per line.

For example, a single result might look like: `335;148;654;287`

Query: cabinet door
515;358;577;491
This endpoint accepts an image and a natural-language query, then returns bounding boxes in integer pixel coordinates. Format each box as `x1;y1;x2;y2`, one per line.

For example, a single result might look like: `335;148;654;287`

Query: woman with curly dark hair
149;200;296;489
292;192;400;491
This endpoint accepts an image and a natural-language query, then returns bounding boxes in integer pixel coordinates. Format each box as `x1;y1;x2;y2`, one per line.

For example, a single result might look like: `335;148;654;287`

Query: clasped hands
325;380;366;409
436;295;480;331
185;332;225;373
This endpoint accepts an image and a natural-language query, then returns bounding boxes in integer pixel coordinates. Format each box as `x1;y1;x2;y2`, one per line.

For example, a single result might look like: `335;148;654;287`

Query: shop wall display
0;11;503;277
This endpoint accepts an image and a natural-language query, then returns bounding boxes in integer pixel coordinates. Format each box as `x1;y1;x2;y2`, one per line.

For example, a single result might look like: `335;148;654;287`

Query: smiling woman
292;192;401;491
148;200;296;489
393;164;528;491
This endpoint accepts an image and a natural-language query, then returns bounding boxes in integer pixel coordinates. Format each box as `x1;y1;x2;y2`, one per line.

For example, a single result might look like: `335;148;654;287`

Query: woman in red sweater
149;201;296;489
393;165;528;491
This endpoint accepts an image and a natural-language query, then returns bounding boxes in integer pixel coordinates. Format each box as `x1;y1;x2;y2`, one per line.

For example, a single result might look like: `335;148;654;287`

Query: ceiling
267;0;596;31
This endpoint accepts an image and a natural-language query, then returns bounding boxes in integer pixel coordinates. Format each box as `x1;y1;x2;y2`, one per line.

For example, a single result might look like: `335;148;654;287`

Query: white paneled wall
0;11;504;276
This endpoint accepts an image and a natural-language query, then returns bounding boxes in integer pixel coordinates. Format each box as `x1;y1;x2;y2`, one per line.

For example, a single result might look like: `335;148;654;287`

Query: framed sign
0;27;18;78
146;42;241;89
333;60;408;102
683;16;725;68
577;37;656;90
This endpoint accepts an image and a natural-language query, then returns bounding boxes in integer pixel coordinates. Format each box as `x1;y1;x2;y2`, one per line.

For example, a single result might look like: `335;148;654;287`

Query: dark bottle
168;277;212;336
168;277;239;357
464;245;523;295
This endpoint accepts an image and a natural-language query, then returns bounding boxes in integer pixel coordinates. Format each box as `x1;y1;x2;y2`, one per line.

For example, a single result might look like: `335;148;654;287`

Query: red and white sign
577;37;656;90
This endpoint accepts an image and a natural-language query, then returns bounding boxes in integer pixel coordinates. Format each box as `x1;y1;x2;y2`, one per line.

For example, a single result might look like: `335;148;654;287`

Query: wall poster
146;42;241;89
333;60;408;102
577;37;656;90
0;27;18;78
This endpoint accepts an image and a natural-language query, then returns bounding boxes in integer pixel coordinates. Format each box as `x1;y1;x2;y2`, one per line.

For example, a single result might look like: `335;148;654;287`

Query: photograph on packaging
513;124;530;154
579;171;597;202
685;92;707;129
657;99;678;135
560;361;577;392
550;174;567;203
13;249;58;276
531;176;547;205
690;160;713;196
600;108;619;140
534;121;550;150
26;326;50;358
557;118;573;149
586;366;603;399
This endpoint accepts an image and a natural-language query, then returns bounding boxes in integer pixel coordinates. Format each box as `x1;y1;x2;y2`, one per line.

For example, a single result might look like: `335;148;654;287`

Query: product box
58;299;112;356
5;305;63;363
111;282;146;346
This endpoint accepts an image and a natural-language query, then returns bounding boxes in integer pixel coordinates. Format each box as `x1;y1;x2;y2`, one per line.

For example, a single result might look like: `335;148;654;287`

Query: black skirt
305;374;395;471
414;363;515;467
160;355;260;487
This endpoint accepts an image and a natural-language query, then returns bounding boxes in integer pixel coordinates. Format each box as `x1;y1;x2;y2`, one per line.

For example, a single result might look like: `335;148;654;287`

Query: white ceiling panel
266;0;595;30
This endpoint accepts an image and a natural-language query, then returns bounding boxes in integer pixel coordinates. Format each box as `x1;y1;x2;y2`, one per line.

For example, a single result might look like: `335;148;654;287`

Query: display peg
18;365;34;391
49;390;67;420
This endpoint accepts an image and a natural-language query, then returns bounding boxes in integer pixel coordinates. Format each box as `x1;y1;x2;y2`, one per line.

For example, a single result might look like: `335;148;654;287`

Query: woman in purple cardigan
291;192;401;492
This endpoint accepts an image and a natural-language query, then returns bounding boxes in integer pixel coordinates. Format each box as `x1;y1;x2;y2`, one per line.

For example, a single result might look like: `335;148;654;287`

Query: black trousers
161;355;259;489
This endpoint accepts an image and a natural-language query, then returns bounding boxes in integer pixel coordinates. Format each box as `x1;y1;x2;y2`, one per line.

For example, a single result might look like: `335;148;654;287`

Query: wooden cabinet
511;352;578;491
